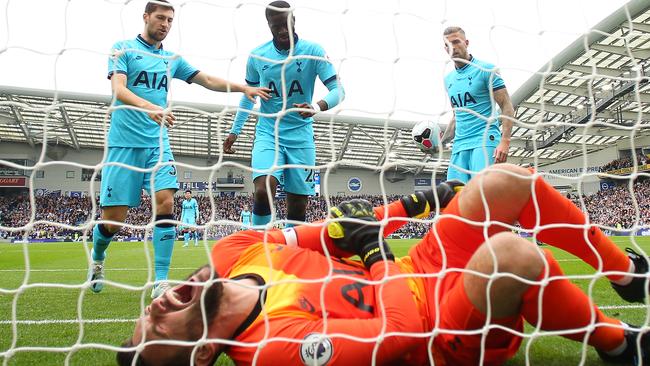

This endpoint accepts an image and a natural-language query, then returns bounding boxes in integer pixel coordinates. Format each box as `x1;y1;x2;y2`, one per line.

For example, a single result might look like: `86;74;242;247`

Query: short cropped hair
116;338;191;366
145;0;174;14
266;0;291;20
185;190;192;194
443;26;465;36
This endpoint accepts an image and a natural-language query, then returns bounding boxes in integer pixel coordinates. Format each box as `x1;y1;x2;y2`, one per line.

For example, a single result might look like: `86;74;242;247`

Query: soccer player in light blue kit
180;190;199;247
223;1;345;228
88;0;270;299
441;26;515;183
240;204;252;230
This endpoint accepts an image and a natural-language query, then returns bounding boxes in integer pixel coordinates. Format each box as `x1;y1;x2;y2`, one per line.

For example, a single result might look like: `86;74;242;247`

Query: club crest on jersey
300;333;333;366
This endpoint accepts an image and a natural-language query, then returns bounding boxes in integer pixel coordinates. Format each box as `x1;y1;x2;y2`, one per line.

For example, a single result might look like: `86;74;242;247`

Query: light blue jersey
107;35;199;148
231;37;340;148
241;210;251;224
444;56;505;152
181;198;199;222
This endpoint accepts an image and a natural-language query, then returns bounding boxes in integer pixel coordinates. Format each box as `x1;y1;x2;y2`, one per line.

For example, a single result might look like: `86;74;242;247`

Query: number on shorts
304;169;314;183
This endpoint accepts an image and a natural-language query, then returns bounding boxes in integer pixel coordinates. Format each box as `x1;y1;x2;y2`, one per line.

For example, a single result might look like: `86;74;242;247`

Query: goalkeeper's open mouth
154;269;213;313
164;280;198;309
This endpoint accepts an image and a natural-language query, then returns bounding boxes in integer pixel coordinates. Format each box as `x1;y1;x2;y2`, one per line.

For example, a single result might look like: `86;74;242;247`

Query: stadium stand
599;152;649;172
1;183;647;241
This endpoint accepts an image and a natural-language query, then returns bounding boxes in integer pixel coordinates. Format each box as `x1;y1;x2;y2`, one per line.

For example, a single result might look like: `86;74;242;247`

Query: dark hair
185;190;192;194
145;0;174;14
265;1;291;20
116;339;145;366
116;338;194;366
443;26;465;36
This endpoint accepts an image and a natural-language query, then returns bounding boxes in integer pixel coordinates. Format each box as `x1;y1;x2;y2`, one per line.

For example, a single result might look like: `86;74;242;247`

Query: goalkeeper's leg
436;232;628;365
514;168;641;302
452;163;639;302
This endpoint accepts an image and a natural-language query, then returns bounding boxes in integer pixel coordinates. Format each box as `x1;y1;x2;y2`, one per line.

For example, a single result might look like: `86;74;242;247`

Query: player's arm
110;73;175;127
190;71;270;102
493;87;514;163
440;114;456;146
293;77;345;118
224;55;261;154
267;182;462;258
294;45;346;118
255;260;422;364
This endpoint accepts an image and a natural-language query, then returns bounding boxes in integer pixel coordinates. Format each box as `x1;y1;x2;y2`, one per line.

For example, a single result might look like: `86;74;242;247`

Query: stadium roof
510;0;650;165
0;0;648;172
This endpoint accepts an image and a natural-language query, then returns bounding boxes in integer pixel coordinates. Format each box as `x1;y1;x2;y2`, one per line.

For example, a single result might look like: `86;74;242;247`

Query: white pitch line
0;318;137;325
599;304;650;310
0;267;197;272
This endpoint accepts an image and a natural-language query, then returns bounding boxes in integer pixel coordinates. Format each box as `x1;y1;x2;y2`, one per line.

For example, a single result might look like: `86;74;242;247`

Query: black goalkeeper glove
400;180;465;219
327;199;394;268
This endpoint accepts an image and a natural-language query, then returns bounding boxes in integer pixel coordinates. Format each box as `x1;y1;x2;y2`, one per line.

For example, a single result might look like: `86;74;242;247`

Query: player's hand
327;199;394;268
244;86;271;102
494;139;510;163
223;133;237;154
400;180;464;219
293;103;318;118
146;104;176;127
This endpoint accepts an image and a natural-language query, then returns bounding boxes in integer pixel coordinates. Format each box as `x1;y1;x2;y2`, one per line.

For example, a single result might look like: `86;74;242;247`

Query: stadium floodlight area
1;0;650;365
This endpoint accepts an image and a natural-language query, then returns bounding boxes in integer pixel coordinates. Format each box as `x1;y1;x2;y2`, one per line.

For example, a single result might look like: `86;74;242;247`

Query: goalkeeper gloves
400;180;464;219
327;199;394;268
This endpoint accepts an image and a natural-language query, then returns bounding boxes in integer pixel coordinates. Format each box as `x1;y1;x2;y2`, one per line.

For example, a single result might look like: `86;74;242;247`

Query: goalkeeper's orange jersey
212;230;433;366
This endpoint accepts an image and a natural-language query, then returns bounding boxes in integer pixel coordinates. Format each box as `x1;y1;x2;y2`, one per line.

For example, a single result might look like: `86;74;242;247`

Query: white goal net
1;0;649;365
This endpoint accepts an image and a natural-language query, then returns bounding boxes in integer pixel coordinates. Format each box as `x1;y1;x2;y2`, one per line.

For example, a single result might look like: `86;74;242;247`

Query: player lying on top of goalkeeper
117;163;650;366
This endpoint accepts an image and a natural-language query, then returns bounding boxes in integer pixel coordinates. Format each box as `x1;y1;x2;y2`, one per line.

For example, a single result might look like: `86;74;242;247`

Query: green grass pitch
1;236;650;365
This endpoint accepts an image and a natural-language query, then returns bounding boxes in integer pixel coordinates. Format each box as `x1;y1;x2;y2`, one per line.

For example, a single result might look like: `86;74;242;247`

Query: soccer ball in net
411;121;442;153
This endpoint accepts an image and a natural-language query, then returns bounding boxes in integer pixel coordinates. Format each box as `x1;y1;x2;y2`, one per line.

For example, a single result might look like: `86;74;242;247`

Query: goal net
1;0;649;365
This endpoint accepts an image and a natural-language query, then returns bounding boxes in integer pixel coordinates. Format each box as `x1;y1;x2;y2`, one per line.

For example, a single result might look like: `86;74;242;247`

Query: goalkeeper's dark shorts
409;193;523;366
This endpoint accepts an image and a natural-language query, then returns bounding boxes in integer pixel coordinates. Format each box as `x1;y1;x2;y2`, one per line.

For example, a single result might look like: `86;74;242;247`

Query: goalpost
1;0;649;365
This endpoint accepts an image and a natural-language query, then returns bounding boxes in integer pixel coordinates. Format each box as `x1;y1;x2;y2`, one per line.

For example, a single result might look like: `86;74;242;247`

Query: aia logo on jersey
300;333;333;366
450;92;477;108
267;80;304;98
133;71;169;91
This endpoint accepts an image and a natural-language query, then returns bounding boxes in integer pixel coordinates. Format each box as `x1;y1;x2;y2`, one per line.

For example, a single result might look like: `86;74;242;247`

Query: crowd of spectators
599;152;649;173
0;193;432;241
571;179;650;229
1;179;648;241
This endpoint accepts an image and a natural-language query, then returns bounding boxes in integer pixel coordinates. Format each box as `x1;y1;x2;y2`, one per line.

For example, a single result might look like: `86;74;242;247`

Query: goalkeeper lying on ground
117;163;650;366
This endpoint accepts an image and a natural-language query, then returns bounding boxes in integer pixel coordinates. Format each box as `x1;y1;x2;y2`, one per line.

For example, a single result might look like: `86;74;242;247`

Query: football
411;121;442;153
